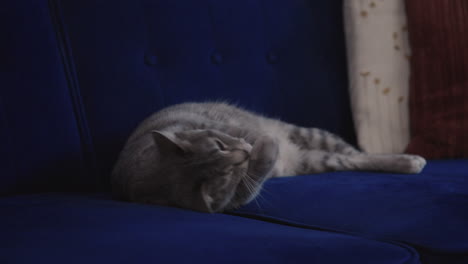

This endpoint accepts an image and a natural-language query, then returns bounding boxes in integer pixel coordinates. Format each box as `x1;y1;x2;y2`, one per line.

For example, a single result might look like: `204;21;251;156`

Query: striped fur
112;102;426;212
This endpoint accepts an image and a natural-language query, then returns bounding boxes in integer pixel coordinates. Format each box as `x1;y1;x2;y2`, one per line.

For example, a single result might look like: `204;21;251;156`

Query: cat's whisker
243;179;255;196
243;173;257;192
255;192;273;209
240;172;271;211
244;173;262;194
243;172;274;209
252;196;263;212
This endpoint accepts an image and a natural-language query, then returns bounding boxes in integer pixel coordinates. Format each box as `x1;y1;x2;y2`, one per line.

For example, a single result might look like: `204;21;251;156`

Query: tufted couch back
1;0;354;195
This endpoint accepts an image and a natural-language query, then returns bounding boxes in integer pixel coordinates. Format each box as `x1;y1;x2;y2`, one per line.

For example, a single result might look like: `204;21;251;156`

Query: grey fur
112;102;426;213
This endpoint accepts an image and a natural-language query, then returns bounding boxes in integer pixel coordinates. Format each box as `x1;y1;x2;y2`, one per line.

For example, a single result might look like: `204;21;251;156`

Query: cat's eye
215;139;227;151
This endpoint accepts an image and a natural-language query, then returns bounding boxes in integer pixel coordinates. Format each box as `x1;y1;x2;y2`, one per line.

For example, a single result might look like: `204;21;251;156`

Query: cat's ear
151;130;187;156
200;176;236;213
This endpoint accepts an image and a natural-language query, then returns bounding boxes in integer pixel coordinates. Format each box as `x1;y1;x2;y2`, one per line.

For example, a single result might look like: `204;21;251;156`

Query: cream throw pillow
343;0;411;153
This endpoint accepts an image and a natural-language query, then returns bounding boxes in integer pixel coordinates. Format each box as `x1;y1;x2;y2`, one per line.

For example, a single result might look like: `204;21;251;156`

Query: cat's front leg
247;136;279;181
374;154;427;174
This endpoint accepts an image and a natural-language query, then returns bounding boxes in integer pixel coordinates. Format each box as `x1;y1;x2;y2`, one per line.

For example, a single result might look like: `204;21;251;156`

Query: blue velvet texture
1;0;467;263
0;194;420;264
234;160;468;264
0;0;88;195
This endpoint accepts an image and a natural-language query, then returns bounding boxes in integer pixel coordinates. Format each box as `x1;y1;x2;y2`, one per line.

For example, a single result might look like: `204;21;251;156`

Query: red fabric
405;0;468;158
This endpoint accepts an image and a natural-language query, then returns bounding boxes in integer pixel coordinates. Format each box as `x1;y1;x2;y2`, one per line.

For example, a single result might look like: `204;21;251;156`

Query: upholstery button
267;52;279;64
211;51;223;65
145;54;158;66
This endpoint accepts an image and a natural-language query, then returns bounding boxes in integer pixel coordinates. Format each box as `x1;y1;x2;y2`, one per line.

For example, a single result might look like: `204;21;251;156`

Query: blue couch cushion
234;160;468;264
0;194;420;264
52;0;356;188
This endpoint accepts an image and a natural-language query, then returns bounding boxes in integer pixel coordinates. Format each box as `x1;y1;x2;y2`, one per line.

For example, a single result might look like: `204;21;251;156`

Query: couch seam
47;0;100;190
228;211;421;264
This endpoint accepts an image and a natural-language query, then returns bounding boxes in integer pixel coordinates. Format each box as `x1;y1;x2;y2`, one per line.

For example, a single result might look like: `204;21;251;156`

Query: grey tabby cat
112;102;426;213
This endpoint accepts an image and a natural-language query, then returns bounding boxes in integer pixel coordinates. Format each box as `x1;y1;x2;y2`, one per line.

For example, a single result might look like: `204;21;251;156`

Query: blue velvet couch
1;1;467;263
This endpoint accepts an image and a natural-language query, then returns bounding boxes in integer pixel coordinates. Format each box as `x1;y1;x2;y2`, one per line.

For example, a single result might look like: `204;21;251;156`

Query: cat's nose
232;149;250;165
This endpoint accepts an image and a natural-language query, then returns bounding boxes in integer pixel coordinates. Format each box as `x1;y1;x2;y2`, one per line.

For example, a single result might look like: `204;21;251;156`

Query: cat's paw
395;154;427;174
250;136;278;161
248;136;279;177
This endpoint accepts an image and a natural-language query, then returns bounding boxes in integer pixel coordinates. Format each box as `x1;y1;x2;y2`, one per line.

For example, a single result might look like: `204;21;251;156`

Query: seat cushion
0;194;419;264
234;160;468;264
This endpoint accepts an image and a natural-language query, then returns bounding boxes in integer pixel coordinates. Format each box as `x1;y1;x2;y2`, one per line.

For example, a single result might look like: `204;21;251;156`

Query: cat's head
130;129;264;213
